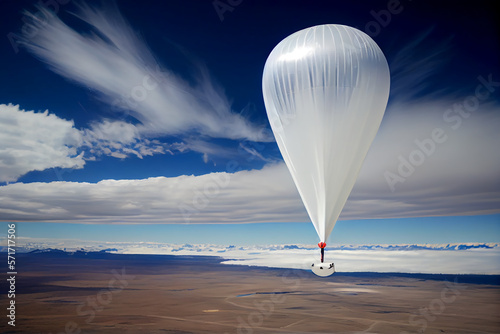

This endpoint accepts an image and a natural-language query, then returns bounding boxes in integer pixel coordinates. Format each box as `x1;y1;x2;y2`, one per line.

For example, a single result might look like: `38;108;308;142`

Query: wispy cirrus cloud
388;28;453;102
1;1;274;181
19;2;272;144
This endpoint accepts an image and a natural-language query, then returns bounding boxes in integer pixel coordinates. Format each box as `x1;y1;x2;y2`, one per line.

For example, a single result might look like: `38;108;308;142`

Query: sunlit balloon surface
263;24;390;244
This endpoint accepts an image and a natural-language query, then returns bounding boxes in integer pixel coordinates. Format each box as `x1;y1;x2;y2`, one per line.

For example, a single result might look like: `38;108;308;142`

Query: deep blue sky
0;0;497;181
4;215;500;246
0;0;499;245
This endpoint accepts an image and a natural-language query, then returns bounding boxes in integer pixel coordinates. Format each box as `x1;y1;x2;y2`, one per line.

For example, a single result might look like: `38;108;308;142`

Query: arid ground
1;251;499;334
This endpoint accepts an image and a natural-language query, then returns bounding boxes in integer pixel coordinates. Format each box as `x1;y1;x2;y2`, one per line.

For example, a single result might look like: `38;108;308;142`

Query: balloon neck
318;242;326;249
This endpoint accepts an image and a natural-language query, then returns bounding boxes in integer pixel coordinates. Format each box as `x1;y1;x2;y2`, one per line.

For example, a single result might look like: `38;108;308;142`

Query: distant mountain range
1;241;498;254
28;248;119;255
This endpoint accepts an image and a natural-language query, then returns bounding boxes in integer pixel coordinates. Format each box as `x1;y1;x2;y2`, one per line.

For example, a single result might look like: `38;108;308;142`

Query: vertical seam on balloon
316;25;326;241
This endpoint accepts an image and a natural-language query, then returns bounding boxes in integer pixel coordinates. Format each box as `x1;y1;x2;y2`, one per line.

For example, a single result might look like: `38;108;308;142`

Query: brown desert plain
1;251;499;334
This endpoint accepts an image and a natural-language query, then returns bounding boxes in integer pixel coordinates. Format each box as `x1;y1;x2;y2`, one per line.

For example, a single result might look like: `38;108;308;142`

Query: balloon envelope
262;24;390;242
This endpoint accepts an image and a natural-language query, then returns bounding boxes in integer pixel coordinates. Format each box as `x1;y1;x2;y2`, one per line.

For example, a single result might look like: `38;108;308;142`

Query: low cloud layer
0;152;498;224
5;238;500;274
0;163;303;223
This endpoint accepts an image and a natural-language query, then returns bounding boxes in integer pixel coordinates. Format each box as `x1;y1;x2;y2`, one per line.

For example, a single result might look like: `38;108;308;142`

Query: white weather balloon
263;24;390;246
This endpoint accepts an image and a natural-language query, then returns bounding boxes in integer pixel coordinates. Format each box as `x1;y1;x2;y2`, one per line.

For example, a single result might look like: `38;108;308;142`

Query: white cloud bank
0;104;84;182
221;247;500;275
0;163;303;223
5;238;500;275
0;158;498;224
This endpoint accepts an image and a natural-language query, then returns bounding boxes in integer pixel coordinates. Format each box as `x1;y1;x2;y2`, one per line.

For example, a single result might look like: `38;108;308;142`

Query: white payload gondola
311;262;335;277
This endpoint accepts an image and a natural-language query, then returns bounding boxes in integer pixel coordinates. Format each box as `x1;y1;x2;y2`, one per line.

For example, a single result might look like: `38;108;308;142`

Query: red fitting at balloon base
318;242;326;249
